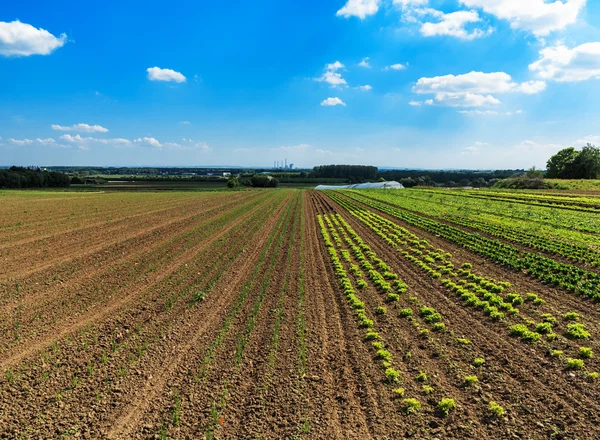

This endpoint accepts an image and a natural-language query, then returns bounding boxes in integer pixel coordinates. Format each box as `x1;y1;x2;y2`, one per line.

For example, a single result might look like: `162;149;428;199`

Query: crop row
392;188;600;237
357;190;600;267
326;192;598;373
342;191;600;300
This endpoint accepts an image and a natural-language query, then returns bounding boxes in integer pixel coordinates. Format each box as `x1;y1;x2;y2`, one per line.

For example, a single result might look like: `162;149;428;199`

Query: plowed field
1;188;599;439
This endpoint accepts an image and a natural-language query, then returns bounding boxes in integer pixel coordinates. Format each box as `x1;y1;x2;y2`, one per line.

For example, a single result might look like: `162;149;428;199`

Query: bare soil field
0;189;599;439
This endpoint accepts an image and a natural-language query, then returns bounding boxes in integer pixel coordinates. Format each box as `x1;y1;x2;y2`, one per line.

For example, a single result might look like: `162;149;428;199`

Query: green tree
227;176;239;188
572;144;600;180
546;147;579;178
525;166;544;179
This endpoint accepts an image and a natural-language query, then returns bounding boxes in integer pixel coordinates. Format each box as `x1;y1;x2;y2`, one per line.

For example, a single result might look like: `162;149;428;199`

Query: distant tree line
0;166;70;189
546;144;600;179
312;165;378;182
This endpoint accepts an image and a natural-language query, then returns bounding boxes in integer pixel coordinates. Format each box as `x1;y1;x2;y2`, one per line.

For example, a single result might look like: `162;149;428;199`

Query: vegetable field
1;188;600;439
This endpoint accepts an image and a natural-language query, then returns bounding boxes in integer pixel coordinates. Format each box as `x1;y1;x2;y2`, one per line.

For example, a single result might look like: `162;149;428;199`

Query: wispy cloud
51;123;109;133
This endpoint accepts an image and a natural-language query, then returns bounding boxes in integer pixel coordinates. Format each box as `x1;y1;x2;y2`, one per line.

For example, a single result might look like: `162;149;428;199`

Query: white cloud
315;149;334;155
277;144;309;152
459;0;586;37
337;0;381;19
8;138;65;147
458;109;521;115
358;57;371;68
321;97;347;107
326;61;345;71
386;63;406;70
515;80;547;93
358;84;373;91
51;123;109;133
529;42;600;82
146;67;186;83
179;121;191;125
0;20;66;57
134;137;162;148
315;62;348;87
9;138;33;145
428;92;501;107
413;71;545;107
409;100;422;106
393;0;429;6
575;135;600;145
61;134;132;147
35;138;56;145
420;10;492;40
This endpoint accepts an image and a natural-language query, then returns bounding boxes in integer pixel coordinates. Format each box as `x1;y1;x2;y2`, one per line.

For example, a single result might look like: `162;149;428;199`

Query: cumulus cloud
134;137;162;148
459;0;586;37
146;67;186;83
315;62;348;87
337;0;381;19
0;20;66;57
326;61;344;71
51;123;109;133
529;42;600;82
420;10;492;40
358;57;371;68
413;71;545;107
358;85;373;91
409;101;423;106
321;97;347;107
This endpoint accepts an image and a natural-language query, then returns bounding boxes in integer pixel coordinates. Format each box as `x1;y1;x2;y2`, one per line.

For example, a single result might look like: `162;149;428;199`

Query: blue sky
2;0;600;169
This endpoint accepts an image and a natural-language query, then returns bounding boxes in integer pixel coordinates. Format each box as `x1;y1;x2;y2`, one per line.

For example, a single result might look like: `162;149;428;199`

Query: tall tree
546;147;579;178
573;144;600;180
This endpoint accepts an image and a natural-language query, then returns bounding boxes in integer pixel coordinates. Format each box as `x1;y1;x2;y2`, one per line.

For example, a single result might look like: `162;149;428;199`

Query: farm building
315;181;404;190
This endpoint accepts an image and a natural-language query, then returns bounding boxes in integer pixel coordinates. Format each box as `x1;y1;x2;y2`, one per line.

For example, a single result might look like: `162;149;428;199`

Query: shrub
549;350;563;357
403;398;421;414
376;306;387;315
461;263;472;270
437;398;456;417
488;401;505;417
457;338;471;345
